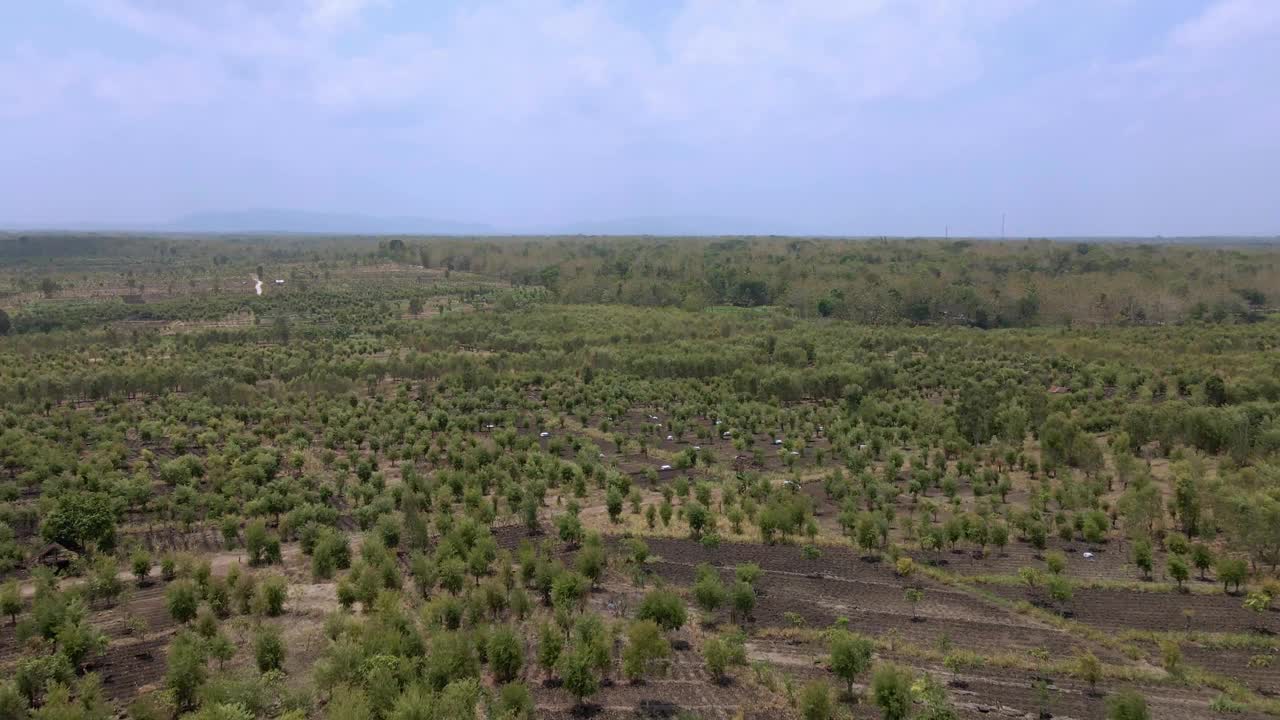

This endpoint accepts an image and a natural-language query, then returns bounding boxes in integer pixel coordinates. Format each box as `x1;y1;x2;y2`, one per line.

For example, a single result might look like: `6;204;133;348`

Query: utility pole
1001;213;1006;239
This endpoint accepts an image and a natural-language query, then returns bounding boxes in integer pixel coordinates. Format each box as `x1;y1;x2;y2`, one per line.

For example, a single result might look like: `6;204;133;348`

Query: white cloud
310;33;439;107
664;0;1009;101
83;0;374;66
7;0;1271;164
0;45;226;119
1082;0;1280;108
0;48;83;118
40;0;1032;128
642;0;1017;138
1170;0;1280;51
89;55;229;111
305;0;384;33
4;0;1275;234
2;0;373;116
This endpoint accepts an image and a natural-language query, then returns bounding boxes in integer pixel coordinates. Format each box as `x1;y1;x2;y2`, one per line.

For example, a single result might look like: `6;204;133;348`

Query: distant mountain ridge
167;208;494;235
165;210;789;236
4;208;1276;239
546;215;798;236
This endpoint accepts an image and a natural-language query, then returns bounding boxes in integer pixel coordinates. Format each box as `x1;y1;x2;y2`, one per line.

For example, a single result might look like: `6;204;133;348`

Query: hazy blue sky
2;0;1278;235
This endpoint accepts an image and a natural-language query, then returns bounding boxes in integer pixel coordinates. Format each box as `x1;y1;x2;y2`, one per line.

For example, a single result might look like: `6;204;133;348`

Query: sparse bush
798;681;832;720
488;625;524;683
622;620;671;683
166;581;199;624
255;575;287;617
254;625;285;673
828;630;873;697
1106;689;1149;720
871;663;914;720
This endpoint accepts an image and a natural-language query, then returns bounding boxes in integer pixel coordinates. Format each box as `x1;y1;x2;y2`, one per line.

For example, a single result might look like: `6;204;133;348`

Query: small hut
31;542;78;570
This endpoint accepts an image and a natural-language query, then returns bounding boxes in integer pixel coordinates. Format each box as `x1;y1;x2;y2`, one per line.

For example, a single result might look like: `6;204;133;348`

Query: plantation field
0;234;1278;720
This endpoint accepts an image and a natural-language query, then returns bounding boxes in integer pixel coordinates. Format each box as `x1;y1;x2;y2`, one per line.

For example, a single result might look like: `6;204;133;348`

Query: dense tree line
5;234;1276;329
